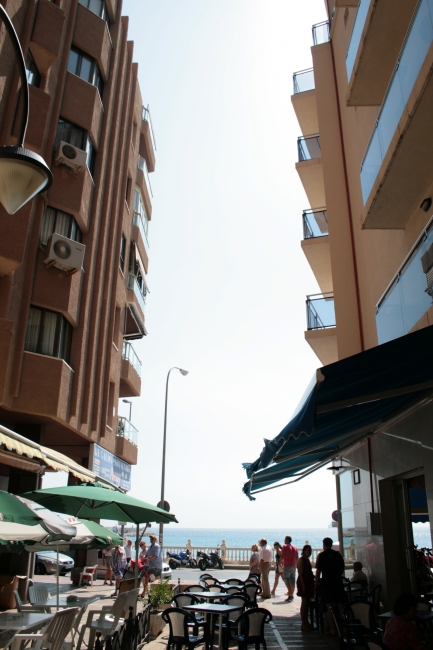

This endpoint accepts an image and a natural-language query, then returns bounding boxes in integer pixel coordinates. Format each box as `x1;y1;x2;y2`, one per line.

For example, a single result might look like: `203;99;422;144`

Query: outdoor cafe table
0;612;53;632
184;603;242;650
34;595;100;611
344;583;363;601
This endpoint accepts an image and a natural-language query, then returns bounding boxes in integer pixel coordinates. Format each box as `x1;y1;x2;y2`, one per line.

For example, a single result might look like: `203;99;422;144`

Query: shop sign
91;443;131;491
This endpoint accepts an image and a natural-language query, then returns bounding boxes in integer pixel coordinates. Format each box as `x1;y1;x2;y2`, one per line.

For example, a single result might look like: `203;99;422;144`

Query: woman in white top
102;546;113;586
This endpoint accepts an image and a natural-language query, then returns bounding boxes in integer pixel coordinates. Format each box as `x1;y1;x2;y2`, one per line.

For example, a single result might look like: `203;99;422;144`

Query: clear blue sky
47;0;337;528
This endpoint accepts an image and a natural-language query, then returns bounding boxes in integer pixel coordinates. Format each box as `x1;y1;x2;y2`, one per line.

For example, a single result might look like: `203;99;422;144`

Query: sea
124;525;432;550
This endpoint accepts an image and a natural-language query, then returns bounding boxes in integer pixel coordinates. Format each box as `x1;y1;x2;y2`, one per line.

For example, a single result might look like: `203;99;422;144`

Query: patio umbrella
24;484;178;586
0;490;76;550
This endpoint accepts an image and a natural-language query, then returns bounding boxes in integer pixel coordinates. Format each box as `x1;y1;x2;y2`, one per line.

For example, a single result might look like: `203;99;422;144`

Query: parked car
95;552;172;581
35;551;74;575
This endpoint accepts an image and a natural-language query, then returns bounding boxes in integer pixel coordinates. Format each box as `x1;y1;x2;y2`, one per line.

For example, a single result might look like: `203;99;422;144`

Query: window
56;119;95;176
41;206;82;245
78;0;109;25
67;47;103;97
119;233;126;272
26;52;40;87
133;187;149;238
25;307;72;364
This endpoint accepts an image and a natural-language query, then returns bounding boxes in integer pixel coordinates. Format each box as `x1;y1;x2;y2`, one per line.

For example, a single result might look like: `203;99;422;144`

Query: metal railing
360;0;433;203
117;416;138;446
142;105;157;152
127;273;146;314
312;20;330;45
137;156;153;198
298;135;321;161
306;292;335;330
132;210;150;252
122;341;142;377
303;209;328;239
346;0;371;81
293;68;315;94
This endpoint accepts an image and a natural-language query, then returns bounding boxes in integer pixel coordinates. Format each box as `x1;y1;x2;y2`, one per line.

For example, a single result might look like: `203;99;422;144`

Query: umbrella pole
56;545;59;610
135;523;139;589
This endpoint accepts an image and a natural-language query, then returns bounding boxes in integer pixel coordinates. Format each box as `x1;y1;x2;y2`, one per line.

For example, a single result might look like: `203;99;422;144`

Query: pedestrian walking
281;535;298;602
271;542;283;596
258;538;272;599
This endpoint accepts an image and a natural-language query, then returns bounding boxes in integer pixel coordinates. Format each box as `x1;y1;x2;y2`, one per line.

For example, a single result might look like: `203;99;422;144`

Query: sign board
91;443;131;491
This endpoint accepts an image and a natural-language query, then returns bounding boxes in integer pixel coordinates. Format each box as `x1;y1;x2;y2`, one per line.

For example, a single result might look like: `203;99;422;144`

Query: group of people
101;533;163;597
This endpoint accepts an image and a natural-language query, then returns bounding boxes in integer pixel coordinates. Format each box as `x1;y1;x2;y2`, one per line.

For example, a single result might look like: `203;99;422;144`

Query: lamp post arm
0;4;29;146
160;368;174;508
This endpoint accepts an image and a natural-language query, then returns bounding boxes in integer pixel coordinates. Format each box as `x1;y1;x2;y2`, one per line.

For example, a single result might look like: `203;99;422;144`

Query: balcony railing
306;292;335;330
293;68;315;94
298;135;321;162
346;0;371;81
132;209;150;253
376;221;433;344
360;0;433;204
137;156;153;199
117;416;138;446
142;104;157;152
312;21;330;45
122;341;142;377
303;209;328;239
127;273;146;314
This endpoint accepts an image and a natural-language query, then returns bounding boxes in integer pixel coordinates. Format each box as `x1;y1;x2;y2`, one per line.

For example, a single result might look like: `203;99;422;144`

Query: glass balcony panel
122;341;142;377
360;128;382;203
346;0;372;81
298;136;321;161
117;416;138;445
132;210;150;253
306;293;335;330
142;105;157;152
293;69;315;94
312;21;330;45
398;0;433;104
303;210;328;239
137;156;153;199
128;273;146;314
377;74;405;155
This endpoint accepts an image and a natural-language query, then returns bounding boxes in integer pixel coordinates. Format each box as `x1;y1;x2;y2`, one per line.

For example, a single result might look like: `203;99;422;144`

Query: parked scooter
197;549;224;570
167;548;198;569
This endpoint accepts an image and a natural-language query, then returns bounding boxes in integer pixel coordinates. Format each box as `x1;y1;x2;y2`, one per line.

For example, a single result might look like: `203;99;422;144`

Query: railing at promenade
161;538;356;565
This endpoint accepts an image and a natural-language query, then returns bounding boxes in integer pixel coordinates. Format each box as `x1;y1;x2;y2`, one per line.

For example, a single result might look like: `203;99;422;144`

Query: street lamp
122;399;132;422
159;367;189;548
0;5;53;215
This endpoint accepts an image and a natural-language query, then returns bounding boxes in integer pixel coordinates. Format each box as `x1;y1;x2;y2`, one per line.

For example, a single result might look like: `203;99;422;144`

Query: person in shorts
102;546;113;586
143;534;162;592
111;544;127;597
281;535;298;602
138;540;149;597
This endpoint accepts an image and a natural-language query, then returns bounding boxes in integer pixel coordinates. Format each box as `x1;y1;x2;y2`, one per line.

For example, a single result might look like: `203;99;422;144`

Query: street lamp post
0;5;53;214
159;367;189;549
122;399;132;422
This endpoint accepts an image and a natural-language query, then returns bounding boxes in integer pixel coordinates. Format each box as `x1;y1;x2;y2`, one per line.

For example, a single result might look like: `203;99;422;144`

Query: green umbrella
23;484;178;587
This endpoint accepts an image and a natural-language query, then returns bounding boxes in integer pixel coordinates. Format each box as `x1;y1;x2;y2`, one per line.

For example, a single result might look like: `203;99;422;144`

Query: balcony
140;105;156;173
117;416;138;445
346;0;419;106
291;69;319;136
312;21;330;46
301;210;332;294
127;273;146;319
120;341;142;398
305;292;338;365
132;208;150;265
137;156;153;216
376;223;433;344
360;0;433;228
295;136;326;208
116;417;138;465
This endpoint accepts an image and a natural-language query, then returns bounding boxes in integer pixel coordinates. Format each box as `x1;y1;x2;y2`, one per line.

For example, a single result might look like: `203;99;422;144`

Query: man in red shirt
281;535;298;602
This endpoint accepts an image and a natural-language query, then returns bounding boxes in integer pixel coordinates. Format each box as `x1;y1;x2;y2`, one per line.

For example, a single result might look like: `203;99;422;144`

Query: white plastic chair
78;565;98;588
75;590;129;650
29;585;52;611
14;589;47;613
5;607;79;650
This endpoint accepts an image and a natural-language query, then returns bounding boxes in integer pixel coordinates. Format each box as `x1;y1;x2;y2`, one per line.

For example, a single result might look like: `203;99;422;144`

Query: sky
47;0;337;528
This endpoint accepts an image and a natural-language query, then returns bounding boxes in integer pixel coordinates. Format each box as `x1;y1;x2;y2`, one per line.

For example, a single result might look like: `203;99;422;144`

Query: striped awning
39;447;93;483
0;431;45;461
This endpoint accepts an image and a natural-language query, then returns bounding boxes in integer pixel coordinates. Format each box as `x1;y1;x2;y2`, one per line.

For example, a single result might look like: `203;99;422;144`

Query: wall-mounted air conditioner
54;141;87;174
45;233;85;273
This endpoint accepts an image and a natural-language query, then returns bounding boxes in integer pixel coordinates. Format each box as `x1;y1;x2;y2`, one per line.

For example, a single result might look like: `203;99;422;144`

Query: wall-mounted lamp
420;198;432;213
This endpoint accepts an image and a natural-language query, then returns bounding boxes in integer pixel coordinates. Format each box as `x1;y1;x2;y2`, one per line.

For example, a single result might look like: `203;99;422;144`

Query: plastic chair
76;590;129;650
242;584;262;608
171;594;205;634
184;584;207;593
5;607;79;650
368;584;382;614
226;586;244;595
343;601;376;642
29;585;51;610
229;608;272;650
223;579;244;586
218;595;248;650
78;565;98;587
14;589;46;613
245;575;259;584
162;607;209;650
200;573;214;581
331;607;359;648
207;585;227;593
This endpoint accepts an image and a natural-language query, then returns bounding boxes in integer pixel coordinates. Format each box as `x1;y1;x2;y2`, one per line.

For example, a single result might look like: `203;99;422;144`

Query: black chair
245;575;260;584
215;595;249;650
223;579;244;586
204;578;221;587
184;584;207;593
368;584;382;614
331;606;360;649
226;586;244;595
207;585;227;593
343;601;377;644
350;580;369;602
200;573;214;580
162;608;209;650
242;584;262;608
229;608;272;650
171;594;205;634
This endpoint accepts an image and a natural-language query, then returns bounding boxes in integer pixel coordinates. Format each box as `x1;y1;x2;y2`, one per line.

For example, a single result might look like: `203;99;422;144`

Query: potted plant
148;580;173;637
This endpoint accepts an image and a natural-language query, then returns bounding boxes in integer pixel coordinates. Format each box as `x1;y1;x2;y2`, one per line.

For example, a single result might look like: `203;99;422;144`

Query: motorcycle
167;548;198;569
197;549;224;570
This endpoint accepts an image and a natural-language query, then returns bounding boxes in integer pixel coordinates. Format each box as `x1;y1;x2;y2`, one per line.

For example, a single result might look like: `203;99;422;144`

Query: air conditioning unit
55;141;87;174
45;233;85;272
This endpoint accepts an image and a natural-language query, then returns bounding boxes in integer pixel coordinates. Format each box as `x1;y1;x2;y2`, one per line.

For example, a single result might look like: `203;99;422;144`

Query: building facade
0;0;154;498
292;0;433;606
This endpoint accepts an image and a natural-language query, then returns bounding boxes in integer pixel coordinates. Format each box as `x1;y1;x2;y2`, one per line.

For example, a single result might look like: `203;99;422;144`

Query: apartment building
291;0;433;605
0;0;155;498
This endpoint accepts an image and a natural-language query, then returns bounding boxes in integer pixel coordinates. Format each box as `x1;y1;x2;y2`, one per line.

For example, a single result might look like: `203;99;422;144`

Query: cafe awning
243;325;433;499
